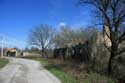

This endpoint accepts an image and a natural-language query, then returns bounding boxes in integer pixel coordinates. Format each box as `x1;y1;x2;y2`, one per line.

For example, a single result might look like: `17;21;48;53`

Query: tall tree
80;0;125;75
28;24;55;57
53;26;88;48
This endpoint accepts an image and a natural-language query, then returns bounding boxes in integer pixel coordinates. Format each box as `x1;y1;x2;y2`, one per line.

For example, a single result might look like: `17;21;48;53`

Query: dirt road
0;57;61;83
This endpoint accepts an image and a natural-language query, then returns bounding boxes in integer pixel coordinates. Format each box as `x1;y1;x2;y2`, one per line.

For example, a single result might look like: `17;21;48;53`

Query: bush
112;53;125;83
83;73;114;83
92;45;110;74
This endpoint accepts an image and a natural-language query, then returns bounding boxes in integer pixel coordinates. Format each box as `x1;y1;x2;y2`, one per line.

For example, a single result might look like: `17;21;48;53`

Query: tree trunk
108;52;113;75
108;42;118;75
41;49;48;58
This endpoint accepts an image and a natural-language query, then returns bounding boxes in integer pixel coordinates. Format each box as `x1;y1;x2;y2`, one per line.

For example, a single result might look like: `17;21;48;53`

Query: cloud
59;22;66;27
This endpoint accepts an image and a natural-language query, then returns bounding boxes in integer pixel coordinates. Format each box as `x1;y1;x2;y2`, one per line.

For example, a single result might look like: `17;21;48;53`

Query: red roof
7;48;17;52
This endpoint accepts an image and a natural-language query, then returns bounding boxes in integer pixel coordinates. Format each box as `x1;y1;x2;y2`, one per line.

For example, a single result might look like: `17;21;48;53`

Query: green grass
0;58;9;68
45;64;81;83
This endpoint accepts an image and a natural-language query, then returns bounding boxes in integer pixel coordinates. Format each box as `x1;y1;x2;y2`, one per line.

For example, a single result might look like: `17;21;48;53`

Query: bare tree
28;24;55;57
53;26;76;47
80;0;125;75
53;26;98;48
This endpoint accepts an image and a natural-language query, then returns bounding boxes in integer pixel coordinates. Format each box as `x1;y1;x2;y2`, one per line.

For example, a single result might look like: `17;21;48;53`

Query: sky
0;0;92;47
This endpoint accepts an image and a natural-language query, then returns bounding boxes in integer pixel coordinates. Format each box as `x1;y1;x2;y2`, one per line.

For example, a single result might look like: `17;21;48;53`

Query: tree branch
118;30;125;44
117;47;125;55
103;27;111;39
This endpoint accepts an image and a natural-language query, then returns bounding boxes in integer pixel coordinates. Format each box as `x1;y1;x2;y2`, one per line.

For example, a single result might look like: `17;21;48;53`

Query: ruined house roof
7;48;17;52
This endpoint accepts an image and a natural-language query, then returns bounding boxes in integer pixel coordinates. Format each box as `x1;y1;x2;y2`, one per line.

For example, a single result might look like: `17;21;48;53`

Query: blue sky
0;0;92;46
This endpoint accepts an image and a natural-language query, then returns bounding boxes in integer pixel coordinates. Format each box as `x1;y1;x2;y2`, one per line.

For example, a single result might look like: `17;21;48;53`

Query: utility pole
0;35;4;58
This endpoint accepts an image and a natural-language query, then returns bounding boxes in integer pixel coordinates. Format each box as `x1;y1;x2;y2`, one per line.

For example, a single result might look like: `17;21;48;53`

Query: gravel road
0;57;61;83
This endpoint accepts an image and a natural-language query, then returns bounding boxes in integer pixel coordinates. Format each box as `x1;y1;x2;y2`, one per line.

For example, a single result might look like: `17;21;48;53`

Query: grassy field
22;57;115;83
0;58;9;68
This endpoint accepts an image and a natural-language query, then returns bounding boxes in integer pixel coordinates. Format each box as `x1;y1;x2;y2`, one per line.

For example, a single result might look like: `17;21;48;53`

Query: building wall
103;25;112;47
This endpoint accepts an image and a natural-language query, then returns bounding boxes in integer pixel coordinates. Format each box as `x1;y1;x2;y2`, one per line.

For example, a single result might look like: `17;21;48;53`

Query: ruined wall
103;25;112;47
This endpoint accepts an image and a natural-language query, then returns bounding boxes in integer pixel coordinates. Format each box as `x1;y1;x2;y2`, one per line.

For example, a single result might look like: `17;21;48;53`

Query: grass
22;57;115;83
81;73;114;83
45;64;81;83
0;58;9;68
